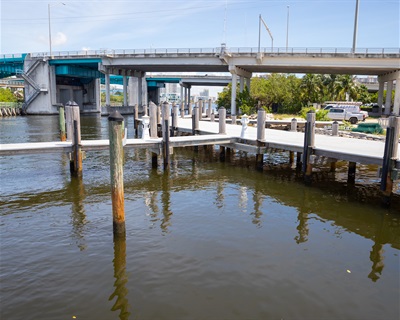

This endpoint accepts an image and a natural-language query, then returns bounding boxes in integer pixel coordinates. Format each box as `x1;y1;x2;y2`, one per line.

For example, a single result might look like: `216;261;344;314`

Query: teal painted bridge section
0;54;26;78
0;55;182;86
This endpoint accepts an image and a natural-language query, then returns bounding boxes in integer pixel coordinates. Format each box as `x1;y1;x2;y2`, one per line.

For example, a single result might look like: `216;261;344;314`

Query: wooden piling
108;110;126;236
302;111;316;184
256;109;266;170
192;104;199;135
66;102;82;177
162;101;170;170
133;104;139;138
149;102;158;138
348;161;356;185
219;107;226;134
172;103;179;137
332;121;339;136
207;99;212;118
59;106;66;141
381;116;400;206
290;118;297;132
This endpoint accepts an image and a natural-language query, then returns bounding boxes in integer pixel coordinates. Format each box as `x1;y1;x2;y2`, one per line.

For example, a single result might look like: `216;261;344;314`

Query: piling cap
108;110;124;122
65;100;78;107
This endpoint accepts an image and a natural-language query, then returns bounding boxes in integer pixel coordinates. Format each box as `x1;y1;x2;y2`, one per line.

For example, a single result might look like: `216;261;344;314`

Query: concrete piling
108;110;126;236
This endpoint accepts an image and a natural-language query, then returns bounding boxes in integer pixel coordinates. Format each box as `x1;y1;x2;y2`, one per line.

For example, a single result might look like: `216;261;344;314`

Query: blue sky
1;0;399;55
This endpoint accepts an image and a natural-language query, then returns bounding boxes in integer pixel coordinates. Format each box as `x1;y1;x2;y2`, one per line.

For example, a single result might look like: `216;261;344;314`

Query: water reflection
251;181;264;227
160;171;172;233
109;233;130;319
69;176;87;251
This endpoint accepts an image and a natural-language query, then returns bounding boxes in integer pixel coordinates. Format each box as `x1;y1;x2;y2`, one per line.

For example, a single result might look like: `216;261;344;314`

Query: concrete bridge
1;47;399;115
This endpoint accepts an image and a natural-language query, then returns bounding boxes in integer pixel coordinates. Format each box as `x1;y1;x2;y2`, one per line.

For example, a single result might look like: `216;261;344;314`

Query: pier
1;107;399;206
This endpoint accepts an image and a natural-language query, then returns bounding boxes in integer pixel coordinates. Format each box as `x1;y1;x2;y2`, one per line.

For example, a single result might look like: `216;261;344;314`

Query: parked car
324;104;368;119
327;108;365;124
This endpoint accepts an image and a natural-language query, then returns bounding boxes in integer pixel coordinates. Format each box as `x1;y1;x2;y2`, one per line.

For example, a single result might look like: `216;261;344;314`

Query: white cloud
52;32;67;46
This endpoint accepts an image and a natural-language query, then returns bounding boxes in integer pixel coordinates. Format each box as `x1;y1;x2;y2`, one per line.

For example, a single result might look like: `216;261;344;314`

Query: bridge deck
0;118;398;168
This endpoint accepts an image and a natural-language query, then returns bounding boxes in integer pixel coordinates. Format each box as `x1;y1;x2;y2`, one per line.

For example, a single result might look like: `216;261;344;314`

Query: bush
299;107;330;121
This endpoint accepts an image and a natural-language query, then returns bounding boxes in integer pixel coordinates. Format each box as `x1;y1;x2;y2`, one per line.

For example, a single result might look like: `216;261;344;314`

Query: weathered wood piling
65;101;82;177
108;110;126;236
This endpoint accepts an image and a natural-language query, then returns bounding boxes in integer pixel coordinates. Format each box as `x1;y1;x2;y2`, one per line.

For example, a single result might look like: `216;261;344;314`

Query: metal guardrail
22;47;400;59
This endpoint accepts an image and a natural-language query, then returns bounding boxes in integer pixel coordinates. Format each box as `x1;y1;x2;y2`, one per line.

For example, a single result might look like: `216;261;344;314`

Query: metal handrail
22;47;399;59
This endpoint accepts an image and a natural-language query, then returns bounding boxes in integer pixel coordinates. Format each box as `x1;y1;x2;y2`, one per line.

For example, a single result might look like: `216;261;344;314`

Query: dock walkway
1;117;399;169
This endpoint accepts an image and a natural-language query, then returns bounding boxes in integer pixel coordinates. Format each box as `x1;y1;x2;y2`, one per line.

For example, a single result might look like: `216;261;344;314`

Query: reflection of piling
59;106;66;141
109;233;130;319
108;111;126;236
348;162;356;185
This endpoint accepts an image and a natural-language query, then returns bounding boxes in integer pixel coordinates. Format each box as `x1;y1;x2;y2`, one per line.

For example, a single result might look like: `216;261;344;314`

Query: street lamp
258;14;274;53
352;0;359;53
48;2;66;58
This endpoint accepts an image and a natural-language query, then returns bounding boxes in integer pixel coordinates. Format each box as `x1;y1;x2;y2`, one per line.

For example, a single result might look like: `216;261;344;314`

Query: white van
323;104;368;119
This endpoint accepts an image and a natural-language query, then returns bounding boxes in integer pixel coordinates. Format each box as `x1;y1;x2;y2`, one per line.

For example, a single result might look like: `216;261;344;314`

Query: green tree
0;88;18;102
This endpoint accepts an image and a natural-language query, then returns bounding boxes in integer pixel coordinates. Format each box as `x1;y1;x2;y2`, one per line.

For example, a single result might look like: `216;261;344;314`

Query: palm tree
334;75;358;101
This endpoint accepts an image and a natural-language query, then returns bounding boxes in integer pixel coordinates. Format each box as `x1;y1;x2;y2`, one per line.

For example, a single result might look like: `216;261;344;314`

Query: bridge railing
26;47;400;59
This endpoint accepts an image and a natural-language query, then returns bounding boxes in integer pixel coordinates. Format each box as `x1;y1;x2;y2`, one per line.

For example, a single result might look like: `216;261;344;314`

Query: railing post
108;110;126;236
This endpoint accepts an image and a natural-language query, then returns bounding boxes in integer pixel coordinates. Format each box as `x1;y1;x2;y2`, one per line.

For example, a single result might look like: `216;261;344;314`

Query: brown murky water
1;115;399;320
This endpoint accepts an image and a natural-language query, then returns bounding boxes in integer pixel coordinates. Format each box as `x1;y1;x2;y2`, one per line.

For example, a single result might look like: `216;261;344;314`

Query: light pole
352;0;359;53
258;14;274;53
48;2;65;58
286;5;290;52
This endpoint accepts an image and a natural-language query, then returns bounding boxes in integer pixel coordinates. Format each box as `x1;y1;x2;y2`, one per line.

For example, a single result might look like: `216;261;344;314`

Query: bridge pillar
377;80;384;115
394;76;400;115
231;73;237;117
246;77;251;91
385;80;393;115
105;73;111;106
123;75;128;107
240;76;244;93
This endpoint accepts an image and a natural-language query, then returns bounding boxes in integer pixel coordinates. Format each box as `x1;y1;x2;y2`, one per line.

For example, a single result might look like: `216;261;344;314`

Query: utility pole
352;0;359;53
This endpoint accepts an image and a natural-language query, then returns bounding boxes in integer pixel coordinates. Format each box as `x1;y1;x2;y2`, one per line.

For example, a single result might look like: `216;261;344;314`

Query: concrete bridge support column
377;80;384;115
105;73;111;106
385;80;393;115
123;75;128;107
246;77;251;91
188;86;192;116
240;76;244;93
138;76;143;109
394;78;400;115
180;85;184;116
231;73;237;120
